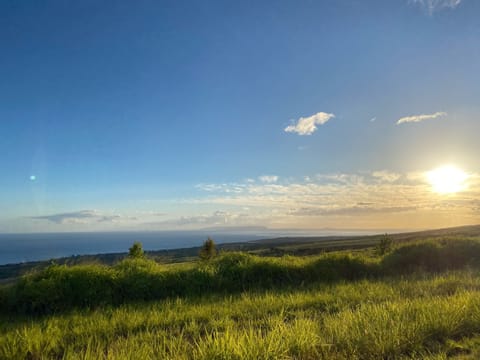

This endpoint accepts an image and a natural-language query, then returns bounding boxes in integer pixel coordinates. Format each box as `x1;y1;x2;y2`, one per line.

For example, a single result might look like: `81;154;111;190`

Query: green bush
128;241;144;258
441;238;480;268
115;258;161;301
375;233;393;256
308;253;378;282
10;263;116;314
382;242;442;274
382;238;480;274
199;237;217;260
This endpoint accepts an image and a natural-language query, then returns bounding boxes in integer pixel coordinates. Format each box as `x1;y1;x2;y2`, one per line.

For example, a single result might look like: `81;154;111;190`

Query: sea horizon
0;228;388;266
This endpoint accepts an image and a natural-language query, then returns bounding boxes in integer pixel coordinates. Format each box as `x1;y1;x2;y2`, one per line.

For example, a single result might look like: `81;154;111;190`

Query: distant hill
250;224;480;247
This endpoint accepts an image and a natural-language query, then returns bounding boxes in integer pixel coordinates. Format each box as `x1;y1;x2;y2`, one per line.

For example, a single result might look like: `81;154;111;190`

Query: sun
427;165;468;194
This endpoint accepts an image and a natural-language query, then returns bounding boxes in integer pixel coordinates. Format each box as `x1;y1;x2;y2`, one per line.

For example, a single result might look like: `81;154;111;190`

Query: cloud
289;205;417;217
284;112;335;135
396;111;447;125
142;210;265;229
141;168;480;231
30;210;98;224
372;171;401;183
410;0;462;14
29;210;135;224
177;211;243;226
259;175;279;183
192;169;480;225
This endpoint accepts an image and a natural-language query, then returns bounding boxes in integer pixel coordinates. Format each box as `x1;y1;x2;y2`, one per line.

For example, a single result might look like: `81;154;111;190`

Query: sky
1;0;480;233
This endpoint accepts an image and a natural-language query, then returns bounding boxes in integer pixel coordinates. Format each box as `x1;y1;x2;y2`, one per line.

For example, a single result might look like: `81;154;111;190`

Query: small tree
375;233;393;256
199;237;217;260
129;241;144;258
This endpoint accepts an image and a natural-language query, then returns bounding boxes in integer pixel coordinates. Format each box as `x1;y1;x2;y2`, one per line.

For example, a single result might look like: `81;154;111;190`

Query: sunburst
427;165;468;194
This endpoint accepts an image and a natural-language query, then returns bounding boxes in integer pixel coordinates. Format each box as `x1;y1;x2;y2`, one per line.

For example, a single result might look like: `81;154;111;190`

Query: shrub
375;233;393;256
9;263;116;314
308;253;378;282
199;237;217;261
382;238;480;275
115;258;160;301
213;253;297;290
128;241;144;258
382;242;444;274
441;238;480;269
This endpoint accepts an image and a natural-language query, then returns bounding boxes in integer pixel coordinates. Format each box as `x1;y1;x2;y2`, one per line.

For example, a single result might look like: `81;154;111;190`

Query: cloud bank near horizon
193;170;480;229
18;169;480;232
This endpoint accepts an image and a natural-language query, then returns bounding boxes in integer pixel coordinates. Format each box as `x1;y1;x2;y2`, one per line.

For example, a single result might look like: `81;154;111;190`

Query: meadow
1;236;480;359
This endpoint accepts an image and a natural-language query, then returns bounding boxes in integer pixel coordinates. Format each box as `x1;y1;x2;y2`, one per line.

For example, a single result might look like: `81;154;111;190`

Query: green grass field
2;235;480;359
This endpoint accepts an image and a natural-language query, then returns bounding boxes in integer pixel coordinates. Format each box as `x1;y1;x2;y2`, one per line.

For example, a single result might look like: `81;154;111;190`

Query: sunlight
427;165;468;194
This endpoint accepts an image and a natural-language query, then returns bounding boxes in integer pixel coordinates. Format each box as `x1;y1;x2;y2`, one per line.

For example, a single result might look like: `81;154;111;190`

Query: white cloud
290;205;417;217
29;210;136;224
372;171;401;183
396;111;447;125
410;0;462;14
177;211;233;226
259;175;279;183
284;112;335;135
142;210;266;229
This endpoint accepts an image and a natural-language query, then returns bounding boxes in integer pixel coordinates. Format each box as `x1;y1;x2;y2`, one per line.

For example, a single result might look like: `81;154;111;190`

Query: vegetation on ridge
1;237;480;315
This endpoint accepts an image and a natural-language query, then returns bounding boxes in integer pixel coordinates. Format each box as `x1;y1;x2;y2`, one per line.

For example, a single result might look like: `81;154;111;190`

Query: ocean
0;231;258;265
0;229;353;265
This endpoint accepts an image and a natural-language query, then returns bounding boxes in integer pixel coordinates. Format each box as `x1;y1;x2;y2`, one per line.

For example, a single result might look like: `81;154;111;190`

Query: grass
2;272;480;359
1;236;480;359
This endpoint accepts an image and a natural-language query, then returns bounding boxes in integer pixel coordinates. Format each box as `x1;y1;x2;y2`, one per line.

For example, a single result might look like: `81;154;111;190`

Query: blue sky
1;0;480;232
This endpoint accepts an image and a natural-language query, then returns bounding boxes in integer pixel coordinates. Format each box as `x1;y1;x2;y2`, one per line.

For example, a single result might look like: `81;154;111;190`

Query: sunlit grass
1;271;480;359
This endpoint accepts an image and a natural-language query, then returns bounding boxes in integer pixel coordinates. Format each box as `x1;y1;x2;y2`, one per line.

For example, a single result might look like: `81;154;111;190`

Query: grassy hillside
2;235;480;359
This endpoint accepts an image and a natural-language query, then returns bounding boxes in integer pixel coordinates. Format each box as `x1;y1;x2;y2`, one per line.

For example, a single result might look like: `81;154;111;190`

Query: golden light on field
427;165;468;194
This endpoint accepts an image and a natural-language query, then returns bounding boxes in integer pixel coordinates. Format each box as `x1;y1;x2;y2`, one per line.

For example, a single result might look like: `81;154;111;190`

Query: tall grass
1;271;480;359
